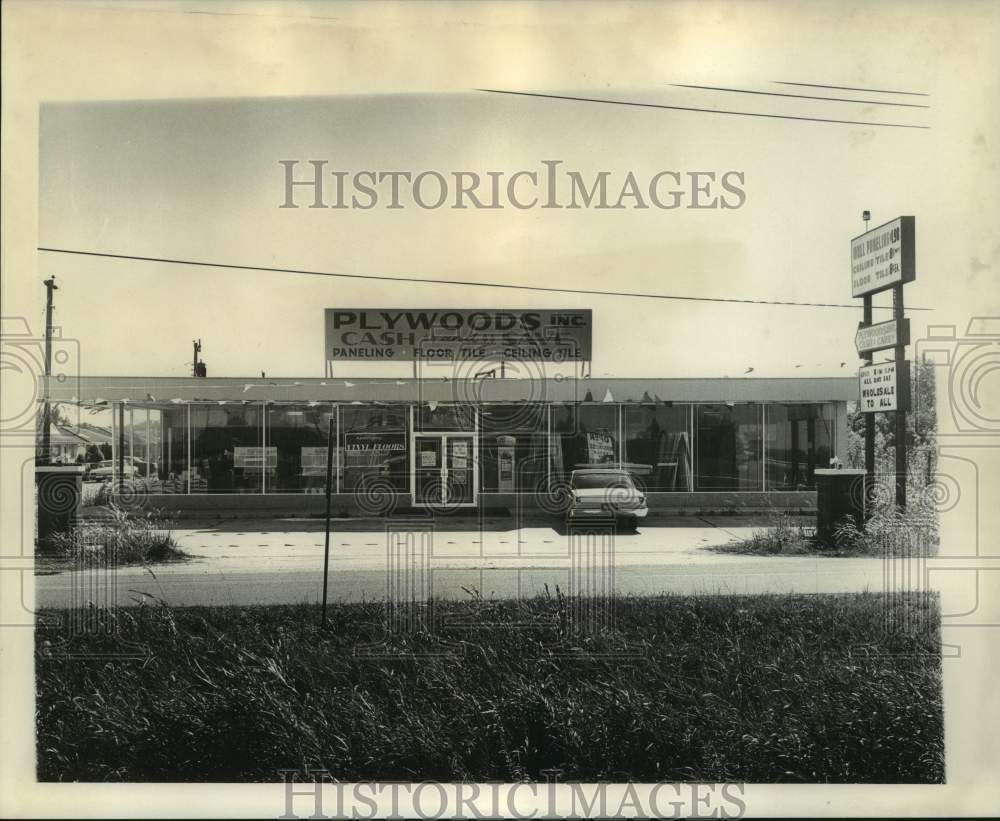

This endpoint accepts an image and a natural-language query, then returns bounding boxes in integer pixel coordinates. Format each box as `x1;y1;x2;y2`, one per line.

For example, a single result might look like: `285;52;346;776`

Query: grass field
36;592;943;783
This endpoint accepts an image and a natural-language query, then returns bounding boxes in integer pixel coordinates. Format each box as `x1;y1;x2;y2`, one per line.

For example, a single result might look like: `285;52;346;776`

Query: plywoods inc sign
850;216;915;297
325;309;593;361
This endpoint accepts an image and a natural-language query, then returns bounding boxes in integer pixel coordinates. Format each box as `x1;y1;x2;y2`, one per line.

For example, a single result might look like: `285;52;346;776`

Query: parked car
566;468;648;530
86;457;150;482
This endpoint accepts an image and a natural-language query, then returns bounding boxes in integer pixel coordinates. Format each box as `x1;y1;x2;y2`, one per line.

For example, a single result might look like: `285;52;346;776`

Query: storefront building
46;375;856;515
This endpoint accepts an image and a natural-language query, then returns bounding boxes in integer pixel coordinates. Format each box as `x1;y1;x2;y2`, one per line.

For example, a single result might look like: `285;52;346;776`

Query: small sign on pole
858;360;911;413
851;216;915;297
855;318;910;355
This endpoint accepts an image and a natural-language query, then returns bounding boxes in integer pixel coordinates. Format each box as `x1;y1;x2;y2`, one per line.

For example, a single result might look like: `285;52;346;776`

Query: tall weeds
49;504;185;565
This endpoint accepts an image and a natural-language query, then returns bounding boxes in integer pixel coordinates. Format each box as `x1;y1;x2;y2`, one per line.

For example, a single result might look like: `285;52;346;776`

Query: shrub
50;504;185;565
743;513;811;554
833;504;937;557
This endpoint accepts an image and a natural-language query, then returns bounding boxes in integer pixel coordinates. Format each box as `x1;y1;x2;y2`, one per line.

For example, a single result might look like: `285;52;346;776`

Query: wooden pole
118;402;126;495
40;277;58;466
321;416;334;626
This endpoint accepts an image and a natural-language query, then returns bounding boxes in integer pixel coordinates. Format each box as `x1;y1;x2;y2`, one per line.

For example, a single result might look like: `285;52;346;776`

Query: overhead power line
475;88;929;129
773;81;929;97
670;84;930;109
37;245;930;310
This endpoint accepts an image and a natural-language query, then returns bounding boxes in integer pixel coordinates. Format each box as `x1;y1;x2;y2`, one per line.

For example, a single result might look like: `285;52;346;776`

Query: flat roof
44;375;858;406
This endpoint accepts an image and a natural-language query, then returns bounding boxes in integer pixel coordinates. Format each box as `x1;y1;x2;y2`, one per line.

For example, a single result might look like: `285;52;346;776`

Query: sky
16;0;1000;382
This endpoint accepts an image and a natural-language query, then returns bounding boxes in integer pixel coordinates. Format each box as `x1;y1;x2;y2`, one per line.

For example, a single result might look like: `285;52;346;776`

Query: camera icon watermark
915;317;1000;436
874;317;1000;650
0;316;81;446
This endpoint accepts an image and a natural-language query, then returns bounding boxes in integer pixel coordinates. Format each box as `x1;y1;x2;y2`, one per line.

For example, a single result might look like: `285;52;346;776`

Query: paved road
34;515;906;608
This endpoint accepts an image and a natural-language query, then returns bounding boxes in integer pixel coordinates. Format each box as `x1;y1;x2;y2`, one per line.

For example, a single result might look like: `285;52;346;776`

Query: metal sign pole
892;284;907;510
321;416;334;627
863;295;875;522
852;213;914;523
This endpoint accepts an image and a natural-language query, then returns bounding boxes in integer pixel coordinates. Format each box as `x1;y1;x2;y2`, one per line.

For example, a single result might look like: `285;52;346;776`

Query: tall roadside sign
851;216;915;513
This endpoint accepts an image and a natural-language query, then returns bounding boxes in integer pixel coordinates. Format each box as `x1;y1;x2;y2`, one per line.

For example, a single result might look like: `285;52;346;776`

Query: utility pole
40;277;58;465
192;339;207;377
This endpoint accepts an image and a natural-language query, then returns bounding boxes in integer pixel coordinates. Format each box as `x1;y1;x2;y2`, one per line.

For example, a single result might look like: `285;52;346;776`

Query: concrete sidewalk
167;514;769;567
32;514;914;608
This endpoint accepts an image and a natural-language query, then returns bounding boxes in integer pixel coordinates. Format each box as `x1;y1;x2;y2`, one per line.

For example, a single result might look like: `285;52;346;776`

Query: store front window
267;404;335;493
765;404;835;490
551;404;618;480
158;407;188;492
623;404;693;491
479;403;547;493
340;405;409;494
190;404;264;493
695;404;762;491
118;406;163;490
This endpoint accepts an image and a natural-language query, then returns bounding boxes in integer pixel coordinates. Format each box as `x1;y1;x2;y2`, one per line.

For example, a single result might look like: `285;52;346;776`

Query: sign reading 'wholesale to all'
859;360;911;413
325;309;593;361
855;318;910;355
850;216;915;297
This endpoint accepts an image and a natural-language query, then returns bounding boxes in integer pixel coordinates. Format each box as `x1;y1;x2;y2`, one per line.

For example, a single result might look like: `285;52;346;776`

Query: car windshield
572;472;635;490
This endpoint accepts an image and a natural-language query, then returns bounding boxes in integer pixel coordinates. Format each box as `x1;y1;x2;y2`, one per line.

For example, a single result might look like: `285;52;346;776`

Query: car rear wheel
617;515;639;532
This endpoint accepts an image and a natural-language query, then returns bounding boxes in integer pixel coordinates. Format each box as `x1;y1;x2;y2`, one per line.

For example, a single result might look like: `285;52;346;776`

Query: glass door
415;436;444;504
413;434;477;507
446;436;474;505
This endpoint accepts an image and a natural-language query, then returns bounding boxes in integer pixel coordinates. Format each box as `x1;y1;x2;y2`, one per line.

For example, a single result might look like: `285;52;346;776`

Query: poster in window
586;432;615;464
